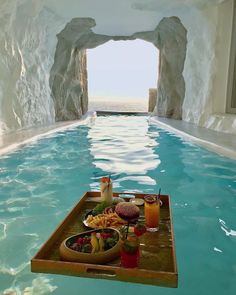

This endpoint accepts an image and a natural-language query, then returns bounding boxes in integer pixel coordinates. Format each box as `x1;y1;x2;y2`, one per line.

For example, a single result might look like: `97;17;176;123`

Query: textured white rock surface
204;113;236;135
148;88;157;112
0;1;63;133
0;0;235;134
50;47;88;121
155;17;186;119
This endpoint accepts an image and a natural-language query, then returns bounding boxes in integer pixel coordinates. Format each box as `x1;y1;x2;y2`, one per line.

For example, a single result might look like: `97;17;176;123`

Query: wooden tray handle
86;267;117;277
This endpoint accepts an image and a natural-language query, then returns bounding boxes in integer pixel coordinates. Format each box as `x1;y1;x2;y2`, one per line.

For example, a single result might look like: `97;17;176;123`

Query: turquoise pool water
0;115;236;295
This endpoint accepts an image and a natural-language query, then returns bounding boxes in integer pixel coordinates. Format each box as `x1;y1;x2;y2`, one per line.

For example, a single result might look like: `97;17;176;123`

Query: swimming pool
0;115;236;295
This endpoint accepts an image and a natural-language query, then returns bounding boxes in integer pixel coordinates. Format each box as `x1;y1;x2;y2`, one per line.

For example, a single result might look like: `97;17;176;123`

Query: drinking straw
107;175;111;190
126;222;130;239
158;188;161;199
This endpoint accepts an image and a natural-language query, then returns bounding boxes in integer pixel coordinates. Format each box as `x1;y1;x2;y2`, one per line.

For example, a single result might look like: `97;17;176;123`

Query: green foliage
91;201;109;216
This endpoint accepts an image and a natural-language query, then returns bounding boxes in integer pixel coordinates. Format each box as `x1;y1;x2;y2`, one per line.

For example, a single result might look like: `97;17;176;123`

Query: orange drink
144;195;160;232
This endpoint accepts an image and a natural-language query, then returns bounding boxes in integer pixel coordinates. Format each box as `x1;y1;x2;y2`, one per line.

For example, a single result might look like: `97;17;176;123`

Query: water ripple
0;262;29;276
89;116;160;174
219;219;236;237
3;277;57;295
0;222;7;241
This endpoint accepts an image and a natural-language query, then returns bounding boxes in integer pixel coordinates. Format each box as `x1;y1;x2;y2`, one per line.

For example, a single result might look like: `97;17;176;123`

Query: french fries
86;212;127;228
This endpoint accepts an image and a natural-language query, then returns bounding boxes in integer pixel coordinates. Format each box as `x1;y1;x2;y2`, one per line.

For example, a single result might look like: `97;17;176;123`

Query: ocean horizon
88;97;148;112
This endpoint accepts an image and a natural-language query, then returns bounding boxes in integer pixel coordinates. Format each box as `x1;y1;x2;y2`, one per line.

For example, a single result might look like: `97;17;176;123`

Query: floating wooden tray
31;192;178;288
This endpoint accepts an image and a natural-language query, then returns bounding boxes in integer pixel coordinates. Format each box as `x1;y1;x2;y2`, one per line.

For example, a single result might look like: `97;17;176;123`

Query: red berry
101;233;112;239
134;224;146;237
76;237;85;244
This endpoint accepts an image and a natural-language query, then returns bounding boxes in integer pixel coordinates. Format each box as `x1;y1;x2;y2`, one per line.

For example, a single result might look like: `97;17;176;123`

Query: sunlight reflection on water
88;116;160;174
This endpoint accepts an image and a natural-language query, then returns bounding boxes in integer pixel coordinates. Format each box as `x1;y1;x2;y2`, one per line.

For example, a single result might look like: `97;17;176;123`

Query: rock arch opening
49;17;187;121
87;39;158;112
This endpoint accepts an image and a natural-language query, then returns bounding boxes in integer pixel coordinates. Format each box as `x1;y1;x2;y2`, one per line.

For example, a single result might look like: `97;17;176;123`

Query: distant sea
88;97;148;112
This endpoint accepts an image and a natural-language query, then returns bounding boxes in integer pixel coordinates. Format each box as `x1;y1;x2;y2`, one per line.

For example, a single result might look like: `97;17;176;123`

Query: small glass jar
144;195;160;232
120;234;140;268
100;177;113;205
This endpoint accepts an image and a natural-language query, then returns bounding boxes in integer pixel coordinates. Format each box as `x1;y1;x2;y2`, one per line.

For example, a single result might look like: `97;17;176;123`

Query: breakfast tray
31;191;178;287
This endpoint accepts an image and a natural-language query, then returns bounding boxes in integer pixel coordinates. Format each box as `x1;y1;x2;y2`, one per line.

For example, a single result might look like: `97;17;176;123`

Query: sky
87;39;159;101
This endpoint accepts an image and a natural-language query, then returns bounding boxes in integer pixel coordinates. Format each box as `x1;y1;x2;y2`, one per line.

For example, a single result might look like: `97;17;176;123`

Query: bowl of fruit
59;228;121;264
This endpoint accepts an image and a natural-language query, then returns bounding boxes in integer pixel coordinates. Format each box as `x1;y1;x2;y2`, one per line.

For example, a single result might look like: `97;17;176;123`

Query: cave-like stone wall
49;19;91;120
155;17;187;119
50;17;187;121
0;0;234;135
50;48;87;120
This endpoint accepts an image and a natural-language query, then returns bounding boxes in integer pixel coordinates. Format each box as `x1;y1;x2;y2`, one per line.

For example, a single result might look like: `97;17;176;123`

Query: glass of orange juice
144;195;160;232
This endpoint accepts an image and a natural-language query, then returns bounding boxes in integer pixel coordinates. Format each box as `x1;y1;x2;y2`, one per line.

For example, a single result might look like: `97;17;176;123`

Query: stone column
148;88;157;112
155;17;187;119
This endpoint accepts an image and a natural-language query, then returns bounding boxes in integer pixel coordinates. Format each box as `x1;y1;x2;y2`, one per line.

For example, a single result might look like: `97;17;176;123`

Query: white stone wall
0;0;235;134
0;1;64;133
204;0;236;134
182;0;236;134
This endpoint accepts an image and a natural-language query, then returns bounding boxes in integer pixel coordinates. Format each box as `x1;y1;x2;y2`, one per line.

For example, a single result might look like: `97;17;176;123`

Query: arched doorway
87;39;158;112
49;17;187;121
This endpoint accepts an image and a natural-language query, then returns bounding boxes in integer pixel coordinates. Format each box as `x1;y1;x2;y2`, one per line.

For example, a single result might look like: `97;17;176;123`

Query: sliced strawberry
134;223;146;237
76;237;84;244
100;232;112;239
